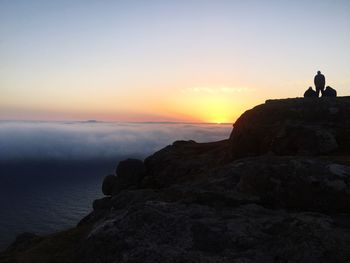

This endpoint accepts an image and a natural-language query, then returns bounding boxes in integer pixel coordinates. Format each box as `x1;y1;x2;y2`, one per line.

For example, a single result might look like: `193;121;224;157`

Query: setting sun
1;0;350;259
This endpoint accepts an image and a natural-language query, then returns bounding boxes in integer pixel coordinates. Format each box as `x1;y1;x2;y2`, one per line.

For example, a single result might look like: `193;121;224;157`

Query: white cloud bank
0;121;232;161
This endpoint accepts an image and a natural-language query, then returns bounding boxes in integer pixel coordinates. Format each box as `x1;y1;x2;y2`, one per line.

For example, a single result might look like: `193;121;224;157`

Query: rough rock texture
3;97;350;263
92;197;112;211
113;158;145;193
6;233;41;251
230;97;350;157
75;153;350;262
79;202;350;263
235;156;350;212
143;139;231;188
102;159;146;196
102;175;117;196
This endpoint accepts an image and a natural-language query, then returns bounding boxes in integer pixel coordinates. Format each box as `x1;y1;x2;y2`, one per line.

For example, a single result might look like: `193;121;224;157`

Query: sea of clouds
0;121;232;161
0;121;233;249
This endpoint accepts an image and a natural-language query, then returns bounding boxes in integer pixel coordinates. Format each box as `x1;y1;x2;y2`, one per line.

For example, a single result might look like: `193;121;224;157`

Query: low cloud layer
0;121;232;161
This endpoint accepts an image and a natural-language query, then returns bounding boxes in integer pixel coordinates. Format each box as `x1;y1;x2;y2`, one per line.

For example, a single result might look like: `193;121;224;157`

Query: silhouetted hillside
2;97;350;263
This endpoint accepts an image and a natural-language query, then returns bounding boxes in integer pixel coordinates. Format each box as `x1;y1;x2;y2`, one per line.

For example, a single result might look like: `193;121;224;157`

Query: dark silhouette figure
314;71;325;97
323;86;337;97
304;86;318;98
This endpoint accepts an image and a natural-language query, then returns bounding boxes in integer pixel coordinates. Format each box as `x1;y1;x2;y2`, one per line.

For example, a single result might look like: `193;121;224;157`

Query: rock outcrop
323;86;337;97
102;158;146;196
102;174;117;195
230;97;350;157
236;156;350;212
3;97;350;263
303;87;318;98
143;139;231;188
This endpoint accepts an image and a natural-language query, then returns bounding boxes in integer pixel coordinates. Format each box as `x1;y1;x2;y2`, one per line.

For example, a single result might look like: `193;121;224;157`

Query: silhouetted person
304;86;318;98
322;86;337;97
314;71;325;97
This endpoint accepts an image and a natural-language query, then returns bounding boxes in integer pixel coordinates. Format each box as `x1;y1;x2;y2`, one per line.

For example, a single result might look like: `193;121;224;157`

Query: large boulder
323;86;337;97
93;197;112;211
229;97;350;157
102;174;117;196
143;140;231;188
102;159;146;196
113;158;145;193
303;87;317;98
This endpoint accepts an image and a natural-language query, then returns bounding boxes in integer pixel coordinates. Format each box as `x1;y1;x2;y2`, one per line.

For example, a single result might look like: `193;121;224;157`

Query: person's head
317;70;321;74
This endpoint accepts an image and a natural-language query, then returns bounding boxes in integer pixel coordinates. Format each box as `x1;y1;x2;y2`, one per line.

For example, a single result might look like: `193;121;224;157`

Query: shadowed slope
3;97;350;262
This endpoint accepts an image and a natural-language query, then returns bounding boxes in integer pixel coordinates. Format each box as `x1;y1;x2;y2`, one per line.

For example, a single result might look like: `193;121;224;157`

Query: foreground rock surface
80;202;350;263
2;97;350;263
76;155;350;263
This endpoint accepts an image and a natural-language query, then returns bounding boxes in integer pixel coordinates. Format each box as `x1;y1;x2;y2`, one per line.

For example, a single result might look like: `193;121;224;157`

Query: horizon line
0;119;233;125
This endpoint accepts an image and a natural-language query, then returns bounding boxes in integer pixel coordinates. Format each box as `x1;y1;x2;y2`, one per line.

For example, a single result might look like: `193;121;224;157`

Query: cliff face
2;97;350;263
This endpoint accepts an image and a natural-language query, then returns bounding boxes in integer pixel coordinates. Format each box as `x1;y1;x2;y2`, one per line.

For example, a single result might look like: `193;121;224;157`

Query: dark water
0;122;232;250
0;160;116;250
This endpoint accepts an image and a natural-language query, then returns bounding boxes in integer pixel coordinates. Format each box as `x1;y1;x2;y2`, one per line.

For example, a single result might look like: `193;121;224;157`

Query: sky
1;0;350;123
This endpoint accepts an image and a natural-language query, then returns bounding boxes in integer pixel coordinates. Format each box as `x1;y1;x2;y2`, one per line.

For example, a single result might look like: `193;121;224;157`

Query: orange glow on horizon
0;81;261;123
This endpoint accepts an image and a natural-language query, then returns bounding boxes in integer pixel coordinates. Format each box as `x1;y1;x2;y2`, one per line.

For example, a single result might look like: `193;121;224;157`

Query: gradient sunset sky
1;0;349;123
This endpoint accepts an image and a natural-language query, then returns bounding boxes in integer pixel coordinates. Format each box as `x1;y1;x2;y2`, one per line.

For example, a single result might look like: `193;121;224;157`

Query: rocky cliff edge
2;97;350;263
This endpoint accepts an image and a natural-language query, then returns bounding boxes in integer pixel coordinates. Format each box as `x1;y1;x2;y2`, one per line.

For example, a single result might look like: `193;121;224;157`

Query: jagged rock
93;197;112;211
146;155;350;212
111;189;160;210
78;201;350;263
102;159;146;196
235;156;350;212
323;86;337;97
112;158;145;193
7;233;40;251
77;209;109;227
5;97;350;262
230;97;350;157
76;153;350;261
143;140;231;188
102;174;117;196
304;87;317;98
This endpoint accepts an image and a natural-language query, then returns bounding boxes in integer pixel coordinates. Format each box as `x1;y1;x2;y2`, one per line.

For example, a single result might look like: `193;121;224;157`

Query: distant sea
0;121;231;250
